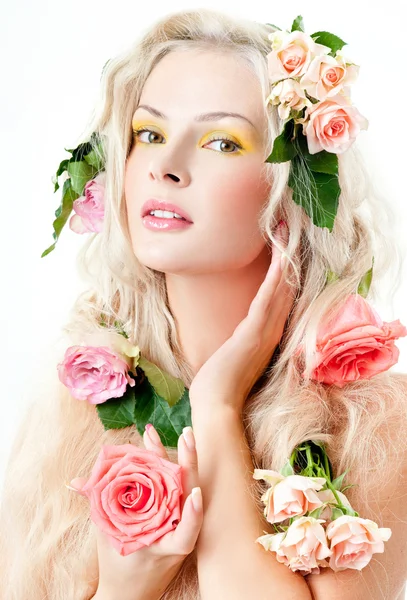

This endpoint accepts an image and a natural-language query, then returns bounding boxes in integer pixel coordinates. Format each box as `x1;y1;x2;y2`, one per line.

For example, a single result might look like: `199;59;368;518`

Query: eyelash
132;127;242;153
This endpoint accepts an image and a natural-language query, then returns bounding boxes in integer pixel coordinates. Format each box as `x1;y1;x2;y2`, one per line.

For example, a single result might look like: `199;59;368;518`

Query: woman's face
124;49;271;274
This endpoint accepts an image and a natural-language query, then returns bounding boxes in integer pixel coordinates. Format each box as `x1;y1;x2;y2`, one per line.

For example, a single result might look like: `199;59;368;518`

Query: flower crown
41;15;367;258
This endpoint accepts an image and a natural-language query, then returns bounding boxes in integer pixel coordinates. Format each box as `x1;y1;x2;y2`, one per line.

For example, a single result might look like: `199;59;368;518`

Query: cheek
211;161;269;227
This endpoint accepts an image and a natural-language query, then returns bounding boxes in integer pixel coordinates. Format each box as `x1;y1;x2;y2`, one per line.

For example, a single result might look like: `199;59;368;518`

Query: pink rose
57;345;136;404
267;79;311;120
77;444;183;556
303;294;407;387
267;31;330;84
326;515;392;571
69;171;106;234
301;95;369;154
253;469;326;524
257;516;332;575
300;54;359;101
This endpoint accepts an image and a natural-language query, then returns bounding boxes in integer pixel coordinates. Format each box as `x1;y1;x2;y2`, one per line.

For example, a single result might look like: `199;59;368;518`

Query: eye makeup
131;120;257;153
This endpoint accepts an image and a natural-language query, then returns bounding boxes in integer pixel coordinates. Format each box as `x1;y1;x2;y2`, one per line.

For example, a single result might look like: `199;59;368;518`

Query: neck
165;245;271;376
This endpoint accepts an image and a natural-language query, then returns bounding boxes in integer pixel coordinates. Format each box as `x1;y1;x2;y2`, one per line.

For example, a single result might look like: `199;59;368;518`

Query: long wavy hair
1;8;406;600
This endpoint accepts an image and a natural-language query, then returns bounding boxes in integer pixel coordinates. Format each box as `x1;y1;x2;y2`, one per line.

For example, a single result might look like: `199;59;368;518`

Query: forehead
137;49;266;130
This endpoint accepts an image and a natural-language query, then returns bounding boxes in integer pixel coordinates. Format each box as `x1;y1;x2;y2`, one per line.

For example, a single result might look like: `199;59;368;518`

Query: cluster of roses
253;459;391;574
265;25;368;155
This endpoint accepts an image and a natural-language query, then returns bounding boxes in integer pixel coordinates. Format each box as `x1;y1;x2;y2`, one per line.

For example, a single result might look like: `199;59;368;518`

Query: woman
1;8;406;600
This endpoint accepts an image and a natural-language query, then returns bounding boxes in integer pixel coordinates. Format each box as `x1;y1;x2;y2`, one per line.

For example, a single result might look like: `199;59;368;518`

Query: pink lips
141;199;193;223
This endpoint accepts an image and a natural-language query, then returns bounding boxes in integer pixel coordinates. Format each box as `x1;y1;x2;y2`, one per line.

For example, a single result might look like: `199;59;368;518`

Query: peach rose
316;488;354;521
267;30;330;84
301;95;368;154
69;171;106;234
267;79;312;120
253;469;326;524
77;444;183;556
303;294;407;387
300;53;360;101
57;345;136;404
326;515;392;571
257;516;332;574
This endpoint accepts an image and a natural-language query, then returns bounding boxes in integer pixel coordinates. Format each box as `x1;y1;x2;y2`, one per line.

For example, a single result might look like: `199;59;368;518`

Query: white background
1;1;406;594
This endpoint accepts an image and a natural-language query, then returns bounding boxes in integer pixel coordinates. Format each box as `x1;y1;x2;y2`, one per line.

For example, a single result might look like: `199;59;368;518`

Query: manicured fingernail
191;487;202;512
182;426;196;451
145;423;161;445
65;479;80;492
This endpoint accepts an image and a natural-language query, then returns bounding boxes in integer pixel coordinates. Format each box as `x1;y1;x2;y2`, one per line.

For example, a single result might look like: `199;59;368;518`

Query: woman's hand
70;426;202;600
189;221;296;416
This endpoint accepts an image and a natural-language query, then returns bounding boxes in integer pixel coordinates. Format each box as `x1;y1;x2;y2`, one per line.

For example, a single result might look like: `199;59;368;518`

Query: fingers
143;424;170;460
177;427;200;509
160;487;203;557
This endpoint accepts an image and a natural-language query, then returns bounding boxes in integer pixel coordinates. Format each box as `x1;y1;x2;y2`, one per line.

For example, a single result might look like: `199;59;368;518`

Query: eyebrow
134;104;258;131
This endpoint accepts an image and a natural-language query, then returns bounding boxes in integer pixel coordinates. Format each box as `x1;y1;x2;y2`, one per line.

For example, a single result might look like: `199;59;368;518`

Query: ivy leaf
133;378;192;447
291;15;305;33
310;31;347;55
96;385;137;429
266;120;298;164
41;178;79;257
357;258;374;298
137;355;185;407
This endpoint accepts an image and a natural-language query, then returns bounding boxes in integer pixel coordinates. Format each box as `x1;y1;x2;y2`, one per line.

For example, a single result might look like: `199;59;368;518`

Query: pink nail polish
145;423;161;445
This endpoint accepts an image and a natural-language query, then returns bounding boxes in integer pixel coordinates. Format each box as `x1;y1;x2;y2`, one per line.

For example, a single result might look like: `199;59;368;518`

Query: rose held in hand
77;444;183;556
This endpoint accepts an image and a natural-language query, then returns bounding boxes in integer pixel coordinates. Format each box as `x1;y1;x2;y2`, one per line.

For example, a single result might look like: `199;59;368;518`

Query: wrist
191;401;241;428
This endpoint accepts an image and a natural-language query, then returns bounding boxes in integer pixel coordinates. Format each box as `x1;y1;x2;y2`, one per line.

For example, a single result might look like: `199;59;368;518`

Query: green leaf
308;505;325;519
266;120;298;164
133;378;192;447
53;159;70;193
288;156;340;231
331;507;345;520
83;143;105;171
331;469;349;490
296;132;339;175
280;461;295;477
357;258;374;298
67;160;98;196
41;178;79;257
291;15;305;32
310;31;347;55
326;270;339;284
96;385;137;429
137;355;185;407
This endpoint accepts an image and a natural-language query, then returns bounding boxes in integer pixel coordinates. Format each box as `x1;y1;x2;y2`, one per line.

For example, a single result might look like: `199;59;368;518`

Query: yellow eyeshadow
131;121;256;152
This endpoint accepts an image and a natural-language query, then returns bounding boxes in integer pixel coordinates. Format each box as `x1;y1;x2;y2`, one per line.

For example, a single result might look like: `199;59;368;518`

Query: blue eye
132;128;242;153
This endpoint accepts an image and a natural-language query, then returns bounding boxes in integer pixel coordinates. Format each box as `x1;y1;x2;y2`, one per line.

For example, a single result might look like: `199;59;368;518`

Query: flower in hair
57;318;192;447
254;440;392;574
265;16;369;231
304;293;407;387
69;171;106;234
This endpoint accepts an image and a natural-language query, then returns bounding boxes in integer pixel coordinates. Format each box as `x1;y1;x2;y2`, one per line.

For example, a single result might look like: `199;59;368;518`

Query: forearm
192;404;312;600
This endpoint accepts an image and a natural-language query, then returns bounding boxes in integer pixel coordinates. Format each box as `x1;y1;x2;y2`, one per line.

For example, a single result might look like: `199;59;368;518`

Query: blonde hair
1;8;406;600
